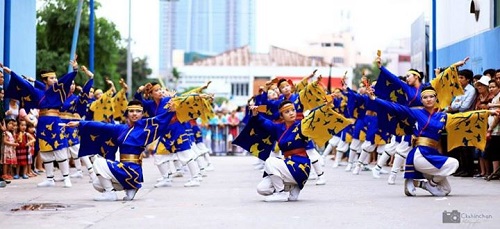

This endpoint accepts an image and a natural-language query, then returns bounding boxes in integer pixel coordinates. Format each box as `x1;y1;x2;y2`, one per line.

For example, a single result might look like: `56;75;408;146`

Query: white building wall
436;0;493;48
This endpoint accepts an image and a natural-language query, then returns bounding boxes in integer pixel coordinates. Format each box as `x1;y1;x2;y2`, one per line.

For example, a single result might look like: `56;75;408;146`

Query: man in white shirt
447;69;476;177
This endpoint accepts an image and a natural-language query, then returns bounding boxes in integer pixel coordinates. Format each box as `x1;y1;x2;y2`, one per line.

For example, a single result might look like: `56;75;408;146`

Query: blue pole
3;0;12;87
431;0;437;78
89;0;95;72
68;0;84;73
3;0;12;111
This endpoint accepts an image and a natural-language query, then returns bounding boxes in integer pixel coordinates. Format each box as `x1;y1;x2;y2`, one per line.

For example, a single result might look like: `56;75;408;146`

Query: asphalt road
0;155;499;228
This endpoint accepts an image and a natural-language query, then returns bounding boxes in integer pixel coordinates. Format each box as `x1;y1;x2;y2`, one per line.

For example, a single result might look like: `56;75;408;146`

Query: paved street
0;155;499;229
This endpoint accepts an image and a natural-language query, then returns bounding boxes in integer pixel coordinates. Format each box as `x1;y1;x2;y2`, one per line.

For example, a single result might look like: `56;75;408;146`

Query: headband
420;89;436;97
407;70;421;79
279;103;295;113
41;72;56;78
148;84;162;94
127;105;143;111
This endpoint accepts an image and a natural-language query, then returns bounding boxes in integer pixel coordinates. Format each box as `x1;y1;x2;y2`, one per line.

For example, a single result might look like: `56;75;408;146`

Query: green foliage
116;48;153;93
179;86;198;95
352;59;389;89
213;97;228;106
36;0;122;89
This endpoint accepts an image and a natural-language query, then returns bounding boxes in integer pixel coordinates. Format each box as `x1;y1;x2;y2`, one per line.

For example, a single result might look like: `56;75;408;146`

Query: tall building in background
159;0;256;81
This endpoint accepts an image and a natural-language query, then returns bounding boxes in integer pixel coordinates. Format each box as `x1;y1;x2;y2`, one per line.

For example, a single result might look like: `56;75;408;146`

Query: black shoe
460;172;473;177
452;171;464;177
0;178;11;184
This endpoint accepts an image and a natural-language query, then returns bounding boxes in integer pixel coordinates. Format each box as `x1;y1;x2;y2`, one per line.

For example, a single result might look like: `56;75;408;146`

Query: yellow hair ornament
420;89;436;97
41;72;56;78
407;70;421;79
127;105;143;111
279;103;295;113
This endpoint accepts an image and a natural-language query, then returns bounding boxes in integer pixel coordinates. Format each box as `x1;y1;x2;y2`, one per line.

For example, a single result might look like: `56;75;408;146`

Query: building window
333;42;344;47
332;57;344;64
231;82;249;96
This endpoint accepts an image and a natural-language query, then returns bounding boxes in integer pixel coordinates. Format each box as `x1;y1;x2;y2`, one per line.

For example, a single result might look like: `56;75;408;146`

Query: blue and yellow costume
248;115;311;189
78;109;176;189
60;79;93;148
6;70;77;152
367;97;488;180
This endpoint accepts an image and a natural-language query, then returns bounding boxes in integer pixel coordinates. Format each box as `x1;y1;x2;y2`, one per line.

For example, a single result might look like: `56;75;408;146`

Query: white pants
68;144;80;159
413;149;459;177
396;139;412;157
328;135;341;147
257;157;296;196
337;140;350;153
175;149;197;165
40;148;69;162
153;153;175;165
92;156;124;192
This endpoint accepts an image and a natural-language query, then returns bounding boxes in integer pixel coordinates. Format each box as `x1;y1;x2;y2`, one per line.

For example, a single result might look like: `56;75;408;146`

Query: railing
200;123;246;156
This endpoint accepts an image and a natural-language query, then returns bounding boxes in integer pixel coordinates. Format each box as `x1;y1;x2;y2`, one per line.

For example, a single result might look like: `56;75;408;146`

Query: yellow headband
94;89;103;95
279;103;295;113
41;72;56;78
407;70;421;79
148;84;161;94
127;105;143;111
278;80;290;88
420;89;436;97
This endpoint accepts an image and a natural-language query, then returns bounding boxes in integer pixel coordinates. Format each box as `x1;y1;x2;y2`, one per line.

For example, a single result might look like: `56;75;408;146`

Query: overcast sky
45;0;430;75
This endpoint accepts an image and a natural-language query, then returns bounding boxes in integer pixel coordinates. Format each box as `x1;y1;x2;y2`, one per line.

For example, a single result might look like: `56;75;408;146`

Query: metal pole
89;0;95;72
327;63;332;94
431;0;437;78
3;0;12;89
68;0;84;73
126;0;133;96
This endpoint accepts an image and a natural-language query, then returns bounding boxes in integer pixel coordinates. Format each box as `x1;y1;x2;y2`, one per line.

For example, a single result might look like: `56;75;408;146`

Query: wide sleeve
430;65;464;109
299;80;327;111
76;78;94;118
128;110;176;147
301;103;351;146
374;66;410;105
171;94;214;123
77;121;125;160
232;114;278;160
112;88;128;122
445;110;489;151
5;71;39;111
366;97;416;136
89;88;115;122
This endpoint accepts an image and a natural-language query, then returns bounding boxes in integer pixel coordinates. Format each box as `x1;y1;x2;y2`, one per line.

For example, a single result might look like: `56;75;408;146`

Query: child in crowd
26;122;37;177
2;119;19;180
15;120;35;179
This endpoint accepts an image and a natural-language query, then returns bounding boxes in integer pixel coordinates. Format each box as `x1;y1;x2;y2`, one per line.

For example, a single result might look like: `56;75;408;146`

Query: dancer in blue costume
251;99;350;201
61;66;95;181
2;58;79;188
373;55;469;185
367;86;496;196
67;100;176;201
273;72;328;185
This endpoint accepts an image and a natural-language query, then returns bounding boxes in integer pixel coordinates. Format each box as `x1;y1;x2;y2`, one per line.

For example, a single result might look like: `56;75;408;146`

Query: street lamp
126;0;132;96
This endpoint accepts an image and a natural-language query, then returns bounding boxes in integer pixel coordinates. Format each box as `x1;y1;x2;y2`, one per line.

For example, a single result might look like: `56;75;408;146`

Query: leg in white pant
256;176;274;196
333;140;349;168
414;149;458;195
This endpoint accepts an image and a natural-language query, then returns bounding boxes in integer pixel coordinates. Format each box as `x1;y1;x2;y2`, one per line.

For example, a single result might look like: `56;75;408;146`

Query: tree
36;0;122;89
116;48;152;93
352;59;389;89
171;67;181;90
